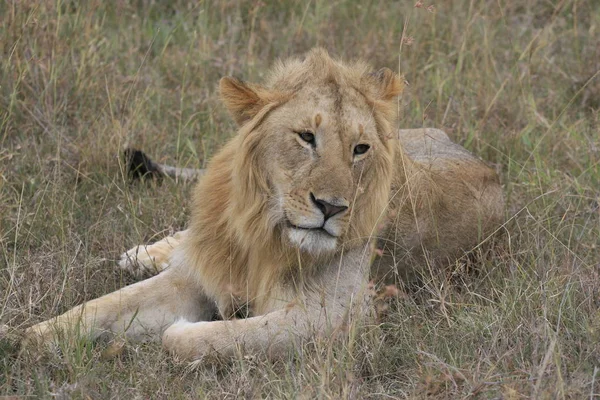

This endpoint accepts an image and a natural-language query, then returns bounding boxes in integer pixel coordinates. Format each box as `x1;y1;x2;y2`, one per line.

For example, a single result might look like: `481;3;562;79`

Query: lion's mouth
285;220;338;238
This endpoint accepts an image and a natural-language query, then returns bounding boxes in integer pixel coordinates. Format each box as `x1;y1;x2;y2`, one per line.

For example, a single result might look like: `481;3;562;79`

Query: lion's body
25;49;503;360
378;128;503;280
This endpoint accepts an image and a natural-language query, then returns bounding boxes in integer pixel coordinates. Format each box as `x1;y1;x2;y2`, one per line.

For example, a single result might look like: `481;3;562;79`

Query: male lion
25;48;503;360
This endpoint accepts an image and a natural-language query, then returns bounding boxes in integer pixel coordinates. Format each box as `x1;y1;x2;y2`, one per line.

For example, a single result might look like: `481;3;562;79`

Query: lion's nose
310;193;349;220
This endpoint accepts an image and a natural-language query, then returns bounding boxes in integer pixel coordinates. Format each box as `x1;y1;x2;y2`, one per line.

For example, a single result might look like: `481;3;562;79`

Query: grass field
1;0;599;398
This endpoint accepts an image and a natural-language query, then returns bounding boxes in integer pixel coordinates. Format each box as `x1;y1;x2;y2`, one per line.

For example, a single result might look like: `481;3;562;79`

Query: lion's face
222;49;403;257
258;86;389;254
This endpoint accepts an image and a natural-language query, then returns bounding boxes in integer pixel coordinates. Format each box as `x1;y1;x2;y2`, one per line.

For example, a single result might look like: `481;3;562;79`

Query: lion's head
219;49;404;257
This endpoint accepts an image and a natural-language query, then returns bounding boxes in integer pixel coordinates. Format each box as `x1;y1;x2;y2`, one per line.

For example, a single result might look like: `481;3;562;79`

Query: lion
24;48;504;361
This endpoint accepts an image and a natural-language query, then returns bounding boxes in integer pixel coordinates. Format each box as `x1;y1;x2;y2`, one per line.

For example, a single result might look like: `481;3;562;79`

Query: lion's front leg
119;230;188;278
25;267;215;347
162;308;310;360
162;290;368;361
162;246;372;361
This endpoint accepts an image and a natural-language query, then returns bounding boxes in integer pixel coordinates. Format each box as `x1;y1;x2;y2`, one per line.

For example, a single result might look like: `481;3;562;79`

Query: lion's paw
118;245;168;278
162;319;212;361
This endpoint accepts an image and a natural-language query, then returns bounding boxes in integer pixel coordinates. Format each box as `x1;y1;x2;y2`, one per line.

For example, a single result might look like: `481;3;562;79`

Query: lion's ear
220;77;273;126
368;68;404;101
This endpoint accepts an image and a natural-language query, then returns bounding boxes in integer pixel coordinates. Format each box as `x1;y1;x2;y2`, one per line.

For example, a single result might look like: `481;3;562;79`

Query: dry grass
1;0;599;398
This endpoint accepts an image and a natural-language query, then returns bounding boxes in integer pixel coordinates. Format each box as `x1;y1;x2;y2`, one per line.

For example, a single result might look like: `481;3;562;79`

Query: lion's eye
354;144;370;156
298;131;316;146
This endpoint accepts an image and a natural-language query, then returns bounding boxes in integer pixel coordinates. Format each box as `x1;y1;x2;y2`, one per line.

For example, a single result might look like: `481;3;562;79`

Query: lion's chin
287;227;338;255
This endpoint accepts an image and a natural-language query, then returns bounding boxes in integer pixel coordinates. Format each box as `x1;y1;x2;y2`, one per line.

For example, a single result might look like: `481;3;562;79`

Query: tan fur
24;49;503;361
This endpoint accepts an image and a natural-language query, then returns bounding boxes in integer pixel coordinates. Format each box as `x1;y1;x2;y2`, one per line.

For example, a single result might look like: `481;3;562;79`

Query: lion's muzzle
283;190;351;254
